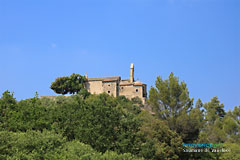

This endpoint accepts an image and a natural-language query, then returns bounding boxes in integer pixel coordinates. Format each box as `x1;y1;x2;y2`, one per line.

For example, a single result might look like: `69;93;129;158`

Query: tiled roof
119;81;146;86
87;76;145;85
88;76;121;81
134;83;146;86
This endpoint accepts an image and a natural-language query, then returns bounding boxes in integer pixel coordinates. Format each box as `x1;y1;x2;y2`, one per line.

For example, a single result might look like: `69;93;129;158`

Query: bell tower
130;63;134;83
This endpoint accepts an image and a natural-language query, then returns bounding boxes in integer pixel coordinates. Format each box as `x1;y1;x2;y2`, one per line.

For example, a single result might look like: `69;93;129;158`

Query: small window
136;89;138;92
108;84;110;86
108;91;110;94
121;87;124;89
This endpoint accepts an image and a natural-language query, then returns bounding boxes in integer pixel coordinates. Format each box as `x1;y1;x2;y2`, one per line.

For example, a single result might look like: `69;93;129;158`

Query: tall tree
136;111;183;160
175;102;204;143
50;73;87;95
148;72;193;130
198;97;227;144
204;96;226;125
0;91;17;131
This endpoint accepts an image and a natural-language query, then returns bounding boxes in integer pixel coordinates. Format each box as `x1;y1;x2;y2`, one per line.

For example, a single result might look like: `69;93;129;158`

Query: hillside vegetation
0;73;239;160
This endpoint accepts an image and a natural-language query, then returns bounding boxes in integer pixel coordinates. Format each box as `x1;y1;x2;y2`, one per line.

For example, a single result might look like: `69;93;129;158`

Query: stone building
85;64;147;104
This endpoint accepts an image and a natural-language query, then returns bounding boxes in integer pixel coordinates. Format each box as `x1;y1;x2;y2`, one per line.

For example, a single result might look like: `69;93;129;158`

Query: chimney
130;63;134;83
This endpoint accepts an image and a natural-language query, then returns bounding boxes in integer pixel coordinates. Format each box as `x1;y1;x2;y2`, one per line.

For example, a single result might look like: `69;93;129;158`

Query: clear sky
0;0;239;111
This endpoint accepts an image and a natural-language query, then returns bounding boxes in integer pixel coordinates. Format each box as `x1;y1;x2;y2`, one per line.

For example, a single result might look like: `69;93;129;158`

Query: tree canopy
148;72;193;121
1;72;240;160
50;73;87;95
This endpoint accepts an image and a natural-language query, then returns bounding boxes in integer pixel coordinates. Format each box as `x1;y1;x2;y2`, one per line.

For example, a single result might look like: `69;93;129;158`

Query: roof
87;76;146;85
88;76;121;82
119;80;146;86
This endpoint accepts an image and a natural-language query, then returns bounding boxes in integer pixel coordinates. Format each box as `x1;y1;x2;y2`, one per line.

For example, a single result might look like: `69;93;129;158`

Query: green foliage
219;143;240;160
50;140;143;160
148;73;203;145
77;88;91;99
101;151;143;160
198;97;227;144
1;97;52;132
194;100;240;160
0;91;143;156
50;73;87;95
136;111;183;160
148;72;193;121
222;115;238;138
204;96;226;124
147;73;240;160
51;93;141;153
1;72;240;160
0;91;17;130
230;105;240;142
131;97;144;107
175;106;204;143
0;130;65;160
0;131;142;160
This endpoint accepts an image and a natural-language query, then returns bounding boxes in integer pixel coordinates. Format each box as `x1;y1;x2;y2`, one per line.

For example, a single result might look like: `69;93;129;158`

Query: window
136;89;138;92
108;84;110;86
121;87;124;89
108;91;110;94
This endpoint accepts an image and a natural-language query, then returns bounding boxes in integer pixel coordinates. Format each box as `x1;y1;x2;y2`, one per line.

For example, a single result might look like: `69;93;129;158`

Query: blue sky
0;0;239;111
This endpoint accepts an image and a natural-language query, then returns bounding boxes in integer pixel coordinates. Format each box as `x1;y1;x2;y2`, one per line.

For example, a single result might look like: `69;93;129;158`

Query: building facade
85;64;147;104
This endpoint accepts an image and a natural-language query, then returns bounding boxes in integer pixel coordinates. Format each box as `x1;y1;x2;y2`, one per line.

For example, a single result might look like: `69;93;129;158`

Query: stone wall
102;81;118;97
85;81;103;94
86;80;119;97
119;85;146;103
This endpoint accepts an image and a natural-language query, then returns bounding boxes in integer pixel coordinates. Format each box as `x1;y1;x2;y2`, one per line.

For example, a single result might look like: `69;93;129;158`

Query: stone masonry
85;64;147;104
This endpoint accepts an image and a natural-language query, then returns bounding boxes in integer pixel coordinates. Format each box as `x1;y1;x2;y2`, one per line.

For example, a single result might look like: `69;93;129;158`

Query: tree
204;96;226;125
1;96;52;132
229;105;240;142
0;130;143;160
76;93;141;153
175;104;204;143
195;97;228;160
148;72;193;130
135;111;183;160
50;73;87;95
50;93;141;154
50;140;143;160
0;130;65;159
0;91;17;131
